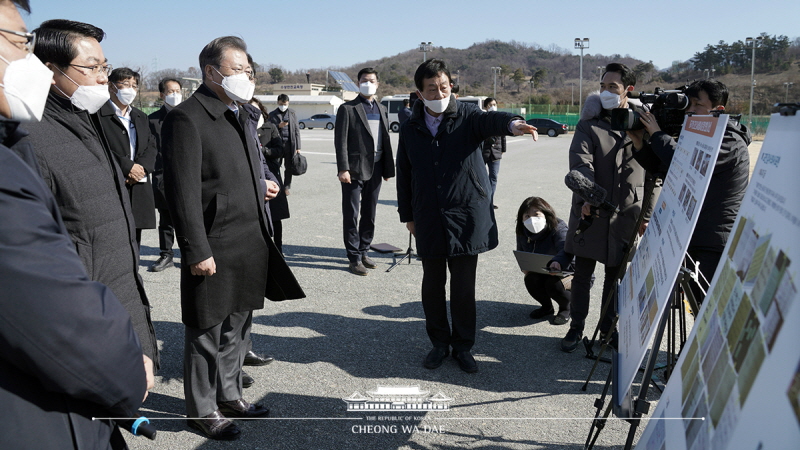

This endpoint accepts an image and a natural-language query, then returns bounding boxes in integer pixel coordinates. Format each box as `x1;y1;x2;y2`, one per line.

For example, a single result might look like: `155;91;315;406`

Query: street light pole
785;82;794;102
490;67;501;99
574;38;590;115
746;36;763;129
597;66;603;83
418;42;432;62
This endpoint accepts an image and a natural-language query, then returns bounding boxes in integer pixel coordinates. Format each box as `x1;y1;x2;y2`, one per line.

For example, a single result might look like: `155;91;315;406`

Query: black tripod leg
585;368;614;450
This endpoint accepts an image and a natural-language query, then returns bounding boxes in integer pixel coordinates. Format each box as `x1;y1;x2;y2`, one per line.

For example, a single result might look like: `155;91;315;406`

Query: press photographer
560;63;660;353
628;79;751;304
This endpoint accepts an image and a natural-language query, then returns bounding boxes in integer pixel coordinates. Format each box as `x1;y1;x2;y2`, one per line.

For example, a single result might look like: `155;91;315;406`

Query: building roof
254;95;343;105
367;386;429;396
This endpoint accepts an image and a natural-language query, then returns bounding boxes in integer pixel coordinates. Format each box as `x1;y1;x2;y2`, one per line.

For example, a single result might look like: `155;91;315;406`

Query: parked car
525;118;568;137
298;114;336;130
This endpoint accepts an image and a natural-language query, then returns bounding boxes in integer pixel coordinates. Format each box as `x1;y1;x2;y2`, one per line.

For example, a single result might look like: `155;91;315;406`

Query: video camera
610;86;690;137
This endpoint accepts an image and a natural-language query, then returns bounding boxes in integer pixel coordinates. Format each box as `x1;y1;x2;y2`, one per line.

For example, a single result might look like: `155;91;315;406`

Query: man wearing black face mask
0;2;149;448
23;19;159;373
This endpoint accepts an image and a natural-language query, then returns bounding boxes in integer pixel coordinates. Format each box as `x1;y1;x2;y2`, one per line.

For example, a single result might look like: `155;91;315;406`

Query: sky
26;0;800;76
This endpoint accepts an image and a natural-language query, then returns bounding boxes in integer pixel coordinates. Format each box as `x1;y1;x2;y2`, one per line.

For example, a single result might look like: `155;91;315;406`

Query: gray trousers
184;310;252;417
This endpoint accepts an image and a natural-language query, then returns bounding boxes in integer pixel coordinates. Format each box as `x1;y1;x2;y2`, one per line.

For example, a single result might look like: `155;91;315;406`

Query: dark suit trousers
184;310;252;417
570;256;617;334
157;207;175;257
341;161;383;263
420;255;479;352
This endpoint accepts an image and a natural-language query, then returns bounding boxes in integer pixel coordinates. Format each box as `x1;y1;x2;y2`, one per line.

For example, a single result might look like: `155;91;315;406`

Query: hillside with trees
141;35;799;118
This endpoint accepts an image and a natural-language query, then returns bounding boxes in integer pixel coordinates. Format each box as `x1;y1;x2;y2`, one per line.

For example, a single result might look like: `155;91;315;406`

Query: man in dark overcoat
267;93;301;194
162;36;304;440
0;2;149;448
97;67;156;246
334;67;395;275
24;19;159;370
396;59;537;373
147;77;182;271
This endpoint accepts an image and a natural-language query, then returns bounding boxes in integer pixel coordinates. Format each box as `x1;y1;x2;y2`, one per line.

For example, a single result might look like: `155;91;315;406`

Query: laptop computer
513;251;573;277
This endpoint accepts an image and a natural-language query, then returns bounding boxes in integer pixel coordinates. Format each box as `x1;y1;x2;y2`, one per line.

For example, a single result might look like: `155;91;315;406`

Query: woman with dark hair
250;97;291;253
516;196;573;324
481;97;505;209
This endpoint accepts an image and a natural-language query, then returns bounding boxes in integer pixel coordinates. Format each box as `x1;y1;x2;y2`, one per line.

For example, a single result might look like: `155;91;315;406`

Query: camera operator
629;79;751;305
560;63;659;353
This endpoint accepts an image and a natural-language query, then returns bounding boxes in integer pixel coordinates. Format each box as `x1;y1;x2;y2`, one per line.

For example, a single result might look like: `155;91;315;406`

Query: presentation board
636;112;800;449
614;115;727;413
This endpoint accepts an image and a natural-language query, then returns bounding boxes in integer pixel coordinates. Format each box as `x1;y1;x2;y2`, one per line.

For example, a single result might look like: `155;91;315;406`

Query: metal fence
508;103;771;135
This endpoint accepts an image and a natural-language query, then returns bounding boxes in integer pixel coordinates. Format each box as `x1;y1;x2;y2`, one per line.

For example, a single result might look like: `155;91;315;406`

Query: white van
380;94;490;132
380;94;410;132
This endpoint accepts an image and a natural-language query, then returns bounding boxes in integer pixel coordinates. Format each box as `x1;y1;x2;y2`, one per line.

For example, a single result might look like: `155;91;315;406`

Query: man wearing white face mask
396;59;538;373
0;5;153;448
148;77;182;272
334;67;395;275
161;35;304;440
560;62;658;353
24;19;160;375
97;67;157;247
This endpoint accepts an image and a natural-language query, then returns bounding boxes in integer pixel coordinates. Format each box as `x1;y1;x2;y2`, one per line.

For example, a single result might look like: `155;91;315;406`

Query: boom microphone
564;170;620;214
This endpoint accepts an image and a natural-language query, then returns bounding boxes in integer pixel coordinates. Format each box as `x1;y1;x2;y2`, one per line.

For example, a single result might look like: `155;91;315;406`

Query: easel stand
386;232;416;272
583;265;700;450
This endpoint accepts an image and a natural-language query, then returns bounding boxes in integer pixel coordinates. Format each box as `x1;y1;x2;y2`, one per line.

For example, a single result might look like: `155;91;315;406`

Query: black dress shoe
149;255;173;272
218;398;270;419
452;350;478;373
423;347;449;369
187;410;240;440
244;350;274;366
362;255;377;269
242;370;254;389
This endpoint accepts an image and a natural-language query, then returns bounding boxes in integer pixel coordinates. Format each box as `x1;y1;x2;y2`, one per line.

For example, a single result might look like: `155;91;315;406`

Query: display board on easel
636;111;800;449
614;114;727;415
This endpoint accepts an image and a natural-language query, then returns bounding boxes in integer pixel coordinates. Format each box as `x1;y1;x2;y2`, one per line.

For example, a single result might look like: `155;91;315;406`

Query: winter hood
580;91;642;121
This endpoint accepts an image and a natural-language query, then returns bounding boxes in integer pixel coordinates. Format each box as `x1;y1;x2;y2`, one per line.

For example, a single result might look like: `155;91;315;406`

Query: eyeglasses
0;27;36;54
216;64;255;81
69;63;113;77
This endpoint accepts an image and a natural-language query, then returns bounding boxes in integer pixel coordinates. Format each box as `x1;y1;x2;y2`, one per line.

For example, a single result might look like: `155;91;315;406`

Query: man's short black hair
33;19;105;69
686;79;728;108
11;0;30;13
109;67;140;86
601;62;636;88
414;59;452;91
198;36;246;81
277;94;289;103
483;97;496;108
402;99;410;106
357;67;378;83
158;78;182;94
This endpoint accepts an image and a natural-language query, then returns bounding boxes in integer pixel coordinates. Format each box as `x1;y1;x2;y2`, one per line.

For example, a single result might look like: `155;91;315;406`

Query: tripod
386;231;416;272
583;265;700;450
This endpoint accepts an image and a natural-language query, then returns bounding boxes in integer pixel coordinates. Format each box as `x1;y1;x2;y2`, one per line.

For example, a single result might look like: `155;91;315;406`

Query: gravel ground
126;128;709;450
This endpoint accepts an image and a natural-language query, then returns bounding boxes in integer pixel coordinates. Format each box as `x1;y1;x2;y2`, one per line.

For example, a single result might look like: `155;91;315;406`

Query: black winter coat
23;93;159;367
396;96;521;258
148;105;169;211
162;85;304;329
257;120;290;220
645;117;751;253
0;120;147;449
97;101;157;229
481;135;506;163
